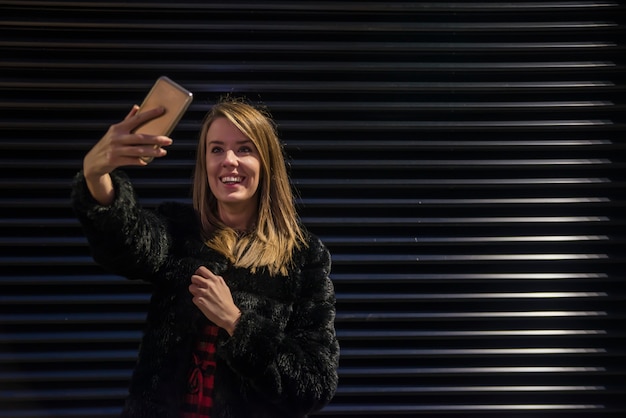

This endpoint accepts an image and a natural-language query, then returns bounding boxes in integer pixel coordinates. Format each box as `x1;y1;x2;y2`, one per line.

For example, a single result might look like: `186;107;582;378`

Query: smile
221;176;243;185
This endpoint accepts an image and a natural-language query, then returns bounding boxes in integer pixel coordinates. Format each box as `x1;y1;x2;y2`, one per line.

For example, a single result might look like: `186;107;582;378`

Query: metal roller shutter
0;1;624;417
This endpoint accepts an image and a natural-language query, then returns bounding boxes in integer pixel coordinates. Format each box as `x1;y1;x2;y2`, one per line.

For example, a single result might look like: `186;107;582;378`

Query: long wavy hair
192;97;306;276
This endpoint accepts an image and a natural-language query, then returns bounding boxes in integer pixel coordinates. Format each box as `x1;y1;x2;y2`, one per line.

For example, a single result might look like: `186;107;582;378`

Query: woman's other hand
190;266;242;336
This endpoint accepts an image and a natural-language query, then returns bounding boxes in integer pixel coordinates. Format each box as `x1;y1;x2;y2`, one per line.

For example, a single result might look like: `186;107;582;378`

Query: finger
191;275;219;290
135;106;165;122
190;275;205;287
194;266;221;280
138;145;168;165
190;293;206;308
107;144;163;166
119;133;172;148
133;142;169;158
122;106;165;132
123;105;140;121
195;266;211;276
188;283;202;296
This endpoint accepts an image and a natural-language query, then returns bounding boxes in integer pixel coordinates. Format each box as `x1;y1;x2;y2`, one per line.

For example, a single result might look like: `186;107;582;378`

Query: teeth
221;176;242;184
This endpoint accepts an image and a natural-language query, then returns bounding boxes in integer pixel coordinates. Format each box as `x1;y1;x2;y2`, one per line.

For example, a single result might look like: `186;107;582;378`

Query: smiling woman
194;99;308;277
71;97;339;417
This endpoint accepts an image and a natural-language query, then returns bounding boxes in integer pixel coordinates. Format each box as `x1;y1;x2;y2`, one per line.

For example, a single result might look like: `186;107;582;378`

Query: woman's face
205;117;261;212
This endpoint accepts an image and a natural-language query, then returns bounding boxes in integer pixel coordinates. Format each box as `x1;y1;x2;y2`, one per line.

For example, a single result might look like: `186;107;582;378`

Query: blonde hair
192;97;306;276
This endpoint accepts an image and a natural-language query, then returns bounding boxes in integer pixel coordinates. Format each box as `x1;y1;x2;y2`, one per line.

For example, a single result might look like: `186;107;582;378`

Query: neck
218;203;257;234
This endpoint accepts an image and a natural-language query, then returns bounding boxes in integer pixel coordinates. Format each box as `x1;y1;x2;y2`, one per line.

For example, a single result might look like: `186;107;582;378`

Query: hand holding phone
133;76;193;162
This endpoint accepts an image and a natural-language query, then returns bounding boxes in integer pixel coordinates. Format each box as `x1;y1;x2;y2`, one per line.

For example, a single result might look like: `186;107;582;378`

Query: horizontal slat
0;350;138;363
1;121;620;134
0;294;149;304
294;159;615;169
321;404;607;414
340;348;608;358
0;256;105;266
0;255;615;268
0;273;614;286
332;273;611;282
0;159;619;170
0;408;120;418
0;313;144;324
4;235;611;247
337;292;609;302
3;291;609;305
0;197;618;209
0;331;140;344
2;20;619;32
0;80;620;93
0;215;615;227
0;388;125;401
1;60;621;74
338;330;609;340
295;179;616;188
0;369;130;383
0;1;621;13
303;216;612;225
302;198;615;207
323;236;611;244
331;255;611;264
0;101;622;116
1;41;622;56
336;310;608;320
338;366;609;376
0;237;85;246
335;385;607;395
0;275;132;285
285;139;622;150
0;138;619;149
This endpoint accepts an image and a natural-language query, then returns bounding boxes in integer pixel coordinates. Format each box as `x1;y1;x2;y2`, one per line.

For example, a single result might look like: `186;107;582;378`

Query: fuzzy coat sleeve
217;235;340;416
71;170;178;281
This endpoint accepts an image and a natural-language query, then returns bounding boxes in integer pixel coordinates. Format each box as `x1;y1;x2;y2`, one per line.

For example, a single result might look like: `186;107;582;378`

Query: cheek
205;159;219;185
205;154;219;173
251;161;262;184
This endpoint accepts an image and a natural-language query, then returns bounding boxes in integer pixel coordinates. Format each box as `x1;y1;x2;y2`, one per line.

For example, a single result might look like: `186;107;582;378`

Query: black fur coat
71;170;340;417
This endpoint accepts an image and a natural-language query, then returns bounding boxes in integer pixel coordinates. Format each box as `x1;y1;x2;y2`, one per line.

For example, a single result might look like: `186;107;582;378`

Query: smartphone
133;76;193;162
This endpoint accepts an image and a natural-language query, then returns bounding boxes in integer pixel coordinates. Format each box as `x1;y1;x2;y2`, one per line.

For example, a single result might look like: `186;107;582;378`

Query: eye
210;146;223;153
239;145;253;153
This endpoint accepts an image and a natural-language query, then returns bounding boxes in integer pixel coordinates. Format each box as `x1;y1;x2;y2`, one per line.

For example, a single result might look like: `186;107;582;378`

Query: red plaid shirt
180;324;220;418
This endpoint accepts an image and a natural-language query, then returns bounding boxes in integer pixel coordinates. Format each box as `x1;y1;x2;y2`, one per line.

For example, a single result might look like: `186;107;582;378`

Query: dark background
1;1;625;417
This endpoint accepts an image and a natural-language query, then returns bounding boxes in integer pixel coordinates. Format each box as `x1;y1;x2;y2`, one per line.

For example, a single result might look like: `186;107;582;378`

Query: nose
222;149;238;166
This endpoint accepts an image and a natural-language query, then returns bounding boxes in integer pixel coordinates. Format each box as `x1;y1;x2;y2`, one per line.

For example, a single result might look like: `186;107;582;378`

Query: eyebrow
208;139;252;145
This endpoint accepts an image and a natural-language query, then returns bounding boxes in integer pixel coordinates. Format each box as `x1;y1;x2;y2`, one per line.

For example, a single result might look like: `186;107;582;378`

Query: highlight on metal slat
0;350;138;363
332;272;611;282
1;60;621;74
1;158;619;171
0;331;141;345
336;292;609;302
0;312;146;325
1;385;127;397
337;330;609;341
0;80;620;95
1;40;621;57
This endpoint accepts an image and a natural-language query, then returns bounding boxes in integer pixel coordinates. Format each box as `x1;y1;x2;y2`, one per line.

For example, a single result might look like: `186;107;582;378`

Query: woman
71;98;340;417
